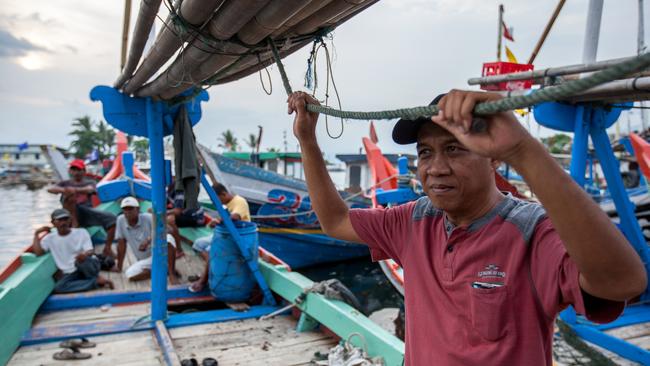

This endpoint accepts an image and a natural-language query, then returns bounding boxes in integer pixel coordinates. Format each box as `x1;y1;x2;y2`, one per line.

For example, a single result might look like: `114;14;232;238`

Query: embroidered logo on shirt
477;264;506;279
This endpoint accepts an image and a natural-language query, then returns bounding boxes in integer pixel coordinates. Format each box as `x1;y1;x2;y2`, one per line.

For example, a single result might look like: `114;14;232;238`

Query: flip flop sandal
60;337;96;349
180;358;199;366
202;357;218;366
53;347;92;360
187;274;200;282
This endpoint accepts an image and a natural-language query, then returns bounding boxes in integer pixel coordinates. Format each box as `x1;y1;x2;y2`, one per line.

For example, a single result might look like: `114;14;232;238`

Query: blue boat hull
258;231;369;269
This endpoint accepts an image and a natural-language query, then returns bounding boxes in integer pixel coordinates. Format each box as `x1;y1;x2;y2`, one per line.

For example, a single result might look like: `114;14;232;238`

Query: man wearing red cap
47;159;117;257
287;90;647;365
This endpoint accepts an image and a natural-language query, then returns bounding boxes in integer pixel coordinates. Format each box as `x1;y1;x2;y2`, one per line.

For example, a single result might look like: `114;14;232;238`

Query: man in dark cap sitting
32;208;114;293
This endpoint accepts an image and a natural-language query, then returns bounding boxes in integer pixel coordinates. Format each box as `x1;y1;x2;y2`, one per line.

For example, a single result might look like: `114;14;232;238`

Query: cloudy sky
0;0;647;161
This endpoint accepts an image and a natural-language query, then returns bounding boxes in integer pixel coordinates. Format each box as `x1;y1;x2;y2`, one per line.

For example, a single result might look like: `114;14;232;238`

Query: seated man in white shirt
115;196;179;285
32;208;114;293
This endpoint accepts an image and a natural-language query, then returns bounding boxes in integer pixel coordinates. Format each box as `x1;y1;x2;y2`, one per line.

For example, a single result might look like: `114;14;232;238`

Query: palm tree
96;121;115;159
245;134;258;151
218;130;239;152
68;116;96;159
69;116;117;160
131;138;149;161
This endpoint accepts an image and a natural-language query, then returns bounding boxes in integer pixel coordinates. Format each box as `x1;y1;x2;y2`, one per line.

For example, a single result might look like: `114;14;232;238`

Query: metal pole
494;76;650;102
527;0;566;64
582;0;604;65
467;55;638;86
120;0;132;70
497;4;504;62
570;106;589;186
639;0;648;130
146;97;168;321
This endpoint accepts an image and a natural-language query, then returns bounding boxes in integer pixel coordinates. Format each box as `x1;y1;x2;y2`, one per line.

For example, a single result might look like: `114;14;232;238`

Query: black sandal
53;347;92;360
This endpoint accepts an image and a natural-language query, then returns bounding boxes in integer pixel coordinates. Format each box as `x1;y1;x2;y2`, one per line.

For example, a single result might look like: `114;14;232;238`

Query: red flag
502;21;514;42
369;121;378;144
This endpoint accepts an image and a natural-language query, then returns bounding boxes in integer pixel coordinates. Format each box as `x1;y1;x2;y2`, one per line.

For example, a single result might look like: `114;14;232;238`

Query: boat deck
8;301;337;365
6;237;341;365
91;242;206;293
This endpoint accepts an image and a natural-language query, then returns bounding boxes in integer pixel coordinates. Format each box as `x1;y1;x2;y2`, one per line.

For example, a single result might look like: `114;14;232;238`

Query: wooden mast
120;0;132;70
527;0;566;64
497;4;504;62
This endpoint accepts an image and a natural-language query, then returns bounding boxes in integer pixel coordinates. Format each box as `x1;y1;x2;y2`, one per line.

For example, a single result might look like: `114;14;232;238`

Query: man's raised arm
432;90;647;301
287;92;362;243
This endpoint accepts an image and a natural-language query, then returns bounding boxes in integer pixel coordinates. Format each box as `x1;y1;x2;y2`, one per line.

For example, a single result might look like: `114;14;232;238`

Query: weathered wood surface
11;304;336;366
173;315;337;365
8;330;164;365
94;242;205;293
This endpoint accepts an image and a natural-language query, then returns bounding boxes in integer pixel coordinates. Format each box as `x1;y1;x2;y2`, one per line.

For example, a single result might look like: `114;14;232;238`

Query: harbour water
0;186;402;313
0;186;60;268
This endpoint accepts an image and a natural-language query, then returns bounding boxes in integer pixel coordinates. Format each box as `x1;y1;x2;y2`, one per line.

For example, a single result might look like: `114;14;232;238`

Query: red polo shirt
350;194;624;365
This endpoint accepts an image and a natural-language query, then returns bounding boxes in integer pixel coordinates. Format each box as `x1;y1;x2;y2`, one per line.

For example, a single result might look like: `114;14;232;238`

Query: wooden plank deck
8;330;165;366
171;315;336;365
91;242;205;293
8;300;337;366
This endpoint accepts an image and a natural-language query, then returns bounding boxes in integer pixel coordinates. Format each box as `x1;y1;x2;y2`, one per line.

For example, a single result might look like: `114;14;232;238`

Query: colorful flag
502;21;514;42
505;46;518;63
17;141;28;151
369;121;378;144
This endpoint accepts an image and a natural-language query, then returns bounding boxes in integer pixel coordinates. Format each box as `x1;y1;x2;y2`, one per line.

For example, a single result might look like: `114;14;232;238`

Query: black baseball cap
392;94;445;145
51;208;71;220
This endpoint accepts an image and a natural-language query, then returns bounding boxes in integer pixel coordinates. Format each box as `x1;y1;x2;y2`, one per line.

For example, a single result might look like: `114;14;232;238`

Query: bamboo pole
638;0;647;130
114;0;163;89
496;4;504;62
468;55;639;86
495;76;650;103
120;0;132;70
527;0;566;64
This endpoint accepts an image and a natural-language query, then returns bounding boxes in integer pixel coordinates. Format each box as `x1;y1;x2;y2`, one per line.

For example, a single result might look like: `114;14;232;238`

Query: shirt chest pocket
469;285;510;341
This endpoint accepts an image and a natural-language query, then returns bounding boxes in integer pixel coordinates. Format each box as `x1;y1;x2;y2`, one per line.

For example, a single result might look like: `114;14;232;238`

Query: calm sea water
0;186;60;268
0;186;402;312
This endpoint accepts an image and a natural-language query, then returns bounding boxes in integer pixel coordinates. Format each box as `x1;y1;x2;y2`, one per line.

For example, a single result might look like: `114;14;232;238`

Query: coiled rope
268;38;650;121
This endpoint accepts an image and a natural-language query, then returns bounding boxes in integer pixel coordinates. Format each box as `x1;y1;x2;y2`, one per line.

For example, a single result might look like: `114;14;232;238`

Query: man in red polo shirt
287;90;647;365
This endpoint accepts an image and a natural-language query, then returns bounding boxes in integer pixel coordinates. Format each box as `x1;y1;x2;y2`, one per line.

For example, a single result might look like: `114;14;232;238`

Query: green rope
268;37;650;120
268;38;293;95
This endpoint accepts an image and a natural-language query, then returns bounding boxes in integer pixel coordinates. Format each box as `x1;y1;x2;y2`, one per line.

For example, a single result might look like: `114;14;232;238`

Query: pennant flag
502;21;514;42
86;149;99;163
369;121;379;144
505;46;518;63
17;141;28;151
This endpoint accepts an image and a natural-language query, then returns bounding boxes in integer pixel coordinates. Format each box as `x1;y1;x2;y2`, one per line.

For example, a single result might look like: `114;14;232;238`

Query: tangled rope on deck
268;38;650;122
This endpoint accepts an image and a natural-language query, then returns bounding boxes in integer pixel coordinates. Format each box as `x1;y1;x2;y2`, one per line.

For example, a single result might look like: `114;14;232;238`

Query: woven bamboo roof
115;0;378;101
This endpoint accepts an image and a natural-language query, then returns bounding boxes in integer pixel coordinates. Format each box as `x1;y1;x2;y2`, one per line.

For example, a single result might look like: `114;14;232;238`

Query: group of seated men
32;159;250;294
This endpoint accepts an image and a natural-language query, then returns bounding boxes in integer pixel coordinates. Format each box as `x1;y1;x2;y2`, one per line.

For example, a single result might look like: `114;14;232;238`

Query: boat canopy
115;0;378;100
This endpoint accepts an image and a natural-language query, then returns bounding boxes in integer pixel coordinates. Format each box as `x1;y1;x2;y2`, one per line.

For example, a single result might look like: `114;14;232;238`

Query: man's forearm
32;235;44;256
77;185;96;194
47;186;63;194
300;139;349;233
117;239;126;269
509;140;646;300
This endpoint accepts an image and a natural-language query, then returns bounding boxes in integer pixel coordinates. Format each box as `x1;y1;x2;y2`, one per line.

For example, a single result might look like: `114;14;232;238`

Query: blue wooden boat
256;227;370;269
199;146;370;268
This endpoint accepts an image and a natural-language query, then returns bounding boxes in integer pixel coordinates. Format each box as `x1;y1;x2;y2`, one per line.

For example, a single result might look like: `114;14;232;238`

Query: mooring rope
268;38;650;122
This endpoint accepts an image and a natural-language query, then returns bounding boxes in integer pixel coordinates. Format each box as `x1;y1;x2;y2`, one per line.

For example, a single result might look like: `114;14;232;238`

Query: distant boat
199;145;370;268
